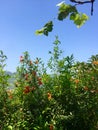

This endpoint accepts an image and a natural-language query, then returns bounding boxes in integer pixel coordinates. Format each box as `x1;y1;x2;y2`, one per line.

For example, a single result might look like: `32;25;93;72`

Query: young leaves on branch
57;3;77;20
35;21;53;36
35;1;88;36
57;2;88;27
70;13;88;28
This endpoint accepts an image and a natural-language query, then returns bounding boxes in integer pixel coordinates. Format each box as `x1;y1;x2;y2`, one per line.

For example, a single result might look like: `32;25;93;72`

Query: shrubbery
0;37;98;130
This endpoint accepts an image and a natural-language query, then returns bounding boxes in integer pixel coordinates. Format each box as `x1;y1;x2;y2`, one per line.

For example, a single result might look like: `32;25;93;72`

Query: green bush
0;38;98;130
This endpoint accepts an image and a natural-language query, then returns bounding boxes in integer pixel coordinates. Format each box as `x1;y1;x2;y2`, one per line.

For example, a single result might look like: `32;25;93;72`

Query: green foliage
0;38;98;129
36;2;88;36
57;2;88;27
48;36;62;73
57;2;88;28
0;50;12;129
70;13;88;28
57;3;77;20
0;50;10;88
35;21;53;36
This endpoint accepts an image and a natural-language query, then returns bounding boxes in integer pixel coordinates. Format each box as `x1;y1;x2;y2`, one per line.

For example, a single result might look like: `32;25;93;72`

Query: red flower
84;86;89;91
47;92;52;100
49;124;53;130
74;79;79;84
23;86;36;94
38;80;43;85
9;95;13;99
7;90;13;99
23;86;30;94
92;61;98;65
20;56;24;62
37;77;43;85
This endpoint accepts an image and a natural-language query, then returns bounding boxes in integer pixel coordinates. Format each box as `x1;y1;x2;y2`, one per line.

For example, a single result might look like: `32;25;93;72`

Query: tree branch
70;0;95;15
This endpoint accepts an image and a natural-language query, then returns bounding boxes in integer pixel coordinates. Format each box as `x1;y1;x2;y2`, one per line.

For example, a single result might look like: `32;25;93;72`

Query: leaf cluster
36;2;88;36
58;3;77;20
35;21;53;36
58;3;88;27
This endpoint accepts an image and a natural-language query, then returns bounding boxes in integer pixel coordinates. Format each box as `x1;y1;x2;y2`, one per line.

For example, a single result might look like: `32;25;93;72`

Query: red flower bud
23;86;30;94
49;124;53;130
47;92;52;100
37;77;43;85
20;56;24;62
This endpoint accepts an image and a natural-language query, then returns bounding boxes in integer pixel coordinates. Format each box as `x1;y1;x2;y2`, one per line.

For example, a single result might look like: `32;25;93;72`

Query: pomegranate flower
47;92;52;100
49;124;53;130
92;61;98;65
20;56;24;62
74;79;79;84
23;86;36;94
23;86;30;94
37;77;43;85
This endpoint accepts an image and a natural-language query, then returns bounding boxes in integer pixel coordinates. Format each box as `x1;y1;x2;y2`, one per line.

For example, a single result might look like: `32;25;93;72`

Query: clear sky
0;0;98;72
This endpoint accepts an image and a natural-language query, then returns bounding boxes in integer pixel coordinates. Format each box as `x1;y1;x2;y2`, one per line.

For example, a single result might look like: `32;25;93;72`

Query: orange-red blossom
20;56;24;62
92;61;98;65
23;86;35;94
37;77;43;85
83;86;98;94
84;86;89;91
49;124;53;130
47;92;52;100
7;90;13;99
74;79;79;84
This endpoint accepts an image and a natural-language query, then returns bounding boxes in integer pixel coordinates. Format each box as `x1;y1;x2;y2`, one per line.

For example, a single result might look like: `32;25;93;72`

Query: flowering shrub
0;38;98;129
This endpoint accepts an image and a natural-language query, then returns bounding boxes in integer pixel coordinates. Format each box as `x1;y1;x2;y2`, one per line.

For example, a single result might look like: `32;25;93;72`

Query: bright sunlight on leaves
70;13;88;28
35;1;89;36
58;2;88;27
35;21;53;36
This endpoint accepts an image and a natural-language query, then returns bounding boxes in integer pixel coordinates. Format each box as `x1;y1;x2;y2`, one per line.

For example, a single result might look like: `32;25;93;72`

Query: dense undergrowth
0;37;98;130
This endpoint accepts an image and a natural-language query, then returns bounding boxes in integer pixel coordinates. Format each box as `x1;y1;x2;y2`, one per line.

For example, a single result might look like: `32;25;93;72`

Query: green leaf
35;21;53;36
35;2;89;36
70;13;89;28
8;125;13;130
70;13;76;20
58;11;69;20
57;3;77;21
44;21;53;32
57;2;88;27
35;28;44;35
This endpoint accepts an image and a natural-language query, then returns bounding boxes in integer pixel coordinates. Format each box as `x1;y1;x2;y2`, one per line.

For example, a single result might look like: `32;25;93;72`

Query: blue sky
0;0;98;72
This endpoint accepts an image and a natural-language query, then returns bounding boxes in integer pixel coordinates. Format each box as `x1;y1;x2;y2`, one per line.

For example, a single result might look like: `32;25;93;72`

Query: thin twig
70;0;95;15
